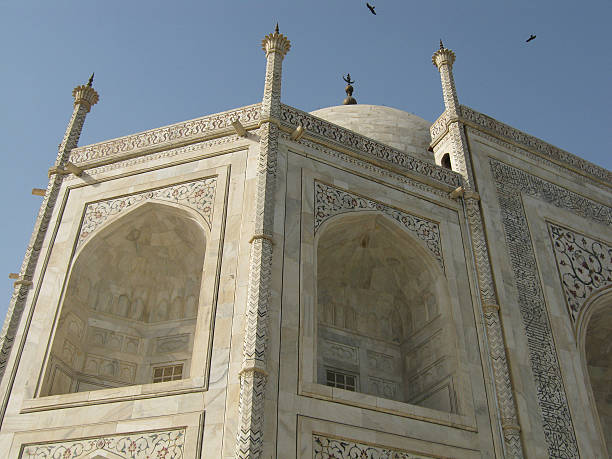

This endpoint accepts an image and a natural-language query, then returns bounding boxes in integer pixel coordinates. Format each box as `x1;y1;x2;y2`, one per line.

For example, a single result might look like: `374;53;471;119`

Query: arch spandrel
77;177;216;250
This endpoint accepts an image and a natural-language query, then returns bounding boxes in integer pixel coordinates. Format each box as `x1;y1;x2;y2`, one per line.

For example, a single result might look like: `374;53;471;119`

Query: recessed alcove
40;203;206;396
441;153;452;170
316;213;459;413
582;290;612;453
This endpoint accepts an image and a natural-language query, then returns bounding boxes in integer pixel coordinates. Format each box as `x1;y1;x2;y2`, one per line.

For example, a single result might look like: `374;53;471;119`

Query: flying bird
366;3;376;15
526;34;536;43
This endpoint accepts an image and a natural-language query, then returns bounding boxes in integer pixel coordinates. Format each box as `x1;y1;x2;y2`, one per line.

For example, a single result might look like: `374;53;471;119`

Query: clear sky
1;0;610;319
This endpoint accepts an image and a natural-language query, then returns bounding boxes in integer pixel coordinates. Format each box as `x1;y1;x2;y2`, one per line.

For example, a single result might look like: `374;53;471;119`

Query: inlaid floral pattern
78;177;216;248
314;182;444;269
21;428;185;458
547;222;612;324
313;434;435;459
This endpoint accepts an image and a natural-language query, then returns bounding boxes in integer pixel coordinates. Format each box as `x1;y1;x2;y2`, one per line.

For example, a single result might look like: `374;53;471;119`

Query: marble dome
310;105;433;162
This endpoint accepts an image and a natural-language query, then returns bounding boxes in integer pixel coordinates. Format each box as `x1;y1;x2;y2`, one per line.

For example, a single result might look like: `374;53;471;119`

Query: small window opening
326;369;357;391
152;363;184;383
441;153;452;170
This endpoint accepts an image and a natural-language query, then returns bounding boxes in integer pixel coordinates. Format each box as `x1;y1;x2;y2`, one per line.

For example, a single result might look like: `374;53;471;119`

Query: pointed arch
74;199;210;260
41;201;207;396
577;286;612;455
315;211;458;413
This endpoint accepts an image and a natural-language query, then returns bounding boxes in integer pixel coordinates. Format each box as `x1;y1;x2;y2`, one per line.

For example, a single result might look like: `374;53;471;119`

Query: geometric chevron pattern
236;28;290;458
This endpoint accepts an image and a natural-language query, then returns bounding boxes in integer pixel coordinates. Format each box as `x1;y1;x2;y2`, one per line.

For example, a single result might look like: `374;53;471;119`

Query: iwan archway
315;212;459;413
40;202;207;395
577;287;612;455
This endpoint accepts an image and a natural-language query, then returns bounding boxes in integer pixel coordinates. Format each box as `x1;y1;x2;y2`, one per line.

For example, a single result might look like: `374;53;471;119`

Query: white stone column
0;79;98;416
235;25;290;459
433;45;525;458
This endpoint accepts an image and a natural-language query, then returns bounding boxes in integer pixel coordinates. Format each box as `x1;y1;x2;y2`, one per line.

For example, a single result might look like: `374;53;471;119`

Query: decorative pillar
432;41;474;187
235;25;290;459
0;77;98;412
433;45;525;458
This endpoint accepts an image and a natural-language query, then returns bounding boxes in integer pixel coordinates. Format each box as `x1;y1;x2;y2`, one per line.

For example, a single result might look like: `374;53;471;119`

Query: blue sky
1;0;610;318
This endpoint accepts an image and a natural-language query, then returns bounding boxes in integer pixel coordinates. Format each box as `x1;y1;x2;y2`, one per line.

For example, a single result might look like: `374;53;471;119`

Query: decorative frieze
313;434;435;459
280;104;461;189
547;222;612;325
21;428;186;458
490;158;602;457
156;334;191;354
429;111;449;140
322;340;359;365
87;326;141;354
367;350;395;373
281;132;452;201
83;353;136;383
314;181;444;269
78;177;216;248
463;105;611;184
492;160;611;226
368;376;399;400
65;134;244;181
69;103;261;164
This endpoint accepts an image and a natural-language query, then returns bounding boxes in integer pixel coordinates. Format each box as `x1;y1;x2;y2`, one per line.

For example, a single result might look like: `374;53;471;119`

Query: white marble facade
0;29;610;459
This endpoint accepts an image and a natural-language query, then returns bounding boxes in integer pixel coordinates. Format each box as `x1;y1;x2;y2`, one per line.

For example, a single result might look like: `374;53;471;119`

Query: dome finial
87;72;94;87
342;73;357;105
439;39;444;50
275;22;279;34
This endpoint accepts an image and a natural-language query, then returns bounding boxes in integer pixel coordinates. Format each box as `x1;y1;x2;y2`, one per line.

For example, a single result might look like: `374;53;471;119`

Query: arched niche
441;153;452;170
315;212;459;413
577;287;612;455
41;201;207;396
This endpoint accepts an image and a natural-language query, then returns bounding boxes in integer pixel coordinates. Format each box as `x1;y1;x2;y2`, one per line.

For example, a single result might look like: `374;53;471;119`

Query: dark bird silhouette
366;3;376;15
526;34;536;43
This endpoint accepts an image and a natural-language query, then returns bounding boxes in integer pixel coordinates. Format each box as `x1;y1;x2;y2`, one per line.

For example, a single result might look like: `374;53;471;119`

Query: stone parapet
281;104;462;189
68;103;261;165
430;105;611;186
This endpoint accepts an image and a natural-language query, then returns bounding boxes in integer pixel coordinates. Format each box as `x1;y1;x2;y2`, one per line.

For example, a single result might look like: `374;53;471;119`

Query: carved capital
261;29;291;58
249;233;274;244
502;421;521;433
483;302;501;312
432;48;456;69
464;191;480;201
71;85;99;112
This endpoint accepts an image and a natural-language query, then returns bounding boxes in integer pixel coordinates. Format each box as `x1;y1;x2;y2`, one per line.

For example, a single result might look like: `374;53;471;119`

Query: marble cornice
280;104;462;189
430;105;611;187
68;103;261;166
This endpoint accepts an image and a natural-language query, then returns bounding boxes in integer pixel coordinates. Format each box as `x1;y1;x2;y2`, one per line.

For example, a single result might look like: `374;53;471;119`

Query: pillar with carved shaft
235;25;290;459
433;44;525;458
0;79;98;405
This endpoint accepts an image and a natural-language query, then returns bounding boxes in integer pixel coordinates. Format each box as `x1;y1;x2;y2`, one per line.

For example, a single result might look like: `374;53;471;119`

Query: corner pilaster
433;45;525;458
236;25;290;459
0;77;98;421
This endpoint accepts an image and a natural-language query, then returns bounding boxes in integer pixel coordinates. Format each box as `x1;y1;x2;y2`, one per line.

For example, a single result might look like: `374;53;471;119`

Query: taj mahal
0;26;610;458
